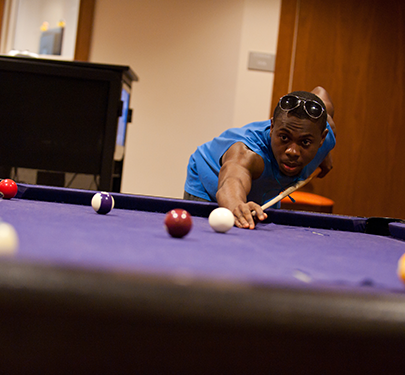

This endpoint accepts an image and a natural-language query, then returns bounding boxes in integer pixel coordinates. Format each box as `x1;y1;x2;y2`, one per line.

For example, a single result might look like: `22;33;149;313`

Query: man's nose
285;144;300;157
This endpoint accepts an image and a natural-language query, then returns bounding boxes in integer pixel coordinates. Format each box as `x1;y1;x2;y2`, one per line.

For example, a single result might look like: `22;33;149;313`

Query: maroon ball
164;209;193;238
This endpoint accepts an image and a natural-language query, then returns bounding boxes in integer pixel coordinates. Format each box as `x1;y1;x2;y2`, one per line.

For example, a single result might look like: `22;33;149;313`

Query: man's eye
280;135;289;142
302;139;312;147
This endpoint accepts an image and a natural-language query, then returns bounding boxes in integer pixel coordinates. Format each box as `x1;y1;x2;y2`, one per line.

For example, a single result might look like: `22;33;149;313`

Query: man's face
270;112;328;176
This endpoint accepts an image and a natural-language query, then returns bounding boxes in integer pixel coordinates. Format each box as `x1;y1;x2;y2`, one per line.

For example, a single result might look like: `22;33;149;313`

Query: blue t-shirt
184;119;336;205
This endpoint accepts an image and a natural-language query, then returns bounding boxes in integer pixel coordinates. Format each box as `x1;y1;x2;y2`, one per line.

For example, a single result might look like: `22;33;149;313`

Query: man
184;86;336;229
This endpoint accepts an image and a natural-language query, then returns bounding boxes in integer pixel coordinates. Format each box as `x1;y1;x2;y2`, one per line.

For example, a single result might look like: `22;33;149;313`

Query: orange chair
280;191;334;213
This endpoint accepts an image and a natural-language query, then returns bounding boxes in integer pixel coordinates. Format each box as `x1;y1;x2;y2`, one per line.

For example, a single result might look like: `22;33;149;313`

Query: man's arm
311;86;335;117
216;142;267;229
311;86;336;178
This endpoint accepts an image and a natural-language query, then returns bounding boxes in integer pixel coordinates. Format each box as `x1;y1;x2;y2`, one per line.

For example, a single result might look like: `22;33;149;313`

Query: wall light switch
248;52;275;72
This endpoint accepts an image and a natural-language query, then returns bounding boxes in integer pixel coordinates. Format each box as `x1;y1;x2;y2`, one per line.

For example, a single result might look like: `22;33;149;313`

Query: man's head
273;91;327;130
270;91;329;177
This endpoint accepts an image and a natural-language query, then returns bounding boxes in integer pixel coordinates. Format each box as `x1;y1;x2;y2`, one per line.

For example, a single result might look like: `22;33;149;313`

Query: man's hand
216;142;266;229
231;201;268;229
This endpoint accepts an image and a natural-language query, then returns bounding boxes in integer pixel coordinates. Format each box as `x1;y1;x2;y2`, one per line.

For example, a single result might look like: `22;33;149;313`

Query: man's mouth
281;162;300;175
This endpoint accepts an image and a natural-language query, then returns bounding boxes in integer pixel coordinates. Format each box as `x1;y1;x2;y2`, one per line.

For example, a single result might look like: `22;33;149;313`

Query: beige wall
89;0;281;198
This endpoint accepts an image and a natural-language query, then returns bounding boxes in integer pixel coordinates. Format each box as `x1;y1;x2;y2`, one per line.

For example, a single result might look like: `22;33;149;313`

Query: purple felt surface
1;197;405;293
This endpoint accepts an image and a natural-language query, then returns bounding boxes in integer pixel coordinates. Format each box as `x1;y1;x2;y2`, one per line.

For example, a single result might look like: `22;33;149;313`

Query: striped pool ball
91;192;115;214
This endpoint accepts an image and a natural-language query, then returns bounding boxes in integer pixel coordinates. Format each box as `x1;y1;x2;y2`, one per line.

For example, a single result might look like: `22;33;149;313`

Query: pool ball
91;192;115;214
0;222;19;255
208;207;235;233
0;179;18;199
397;253;405;283
164;209;192;238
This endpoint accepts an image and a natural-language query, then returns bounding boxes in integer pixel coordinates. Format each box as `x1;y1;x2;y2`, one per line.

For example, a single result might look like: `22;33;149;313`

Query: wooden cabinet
0;56;138;191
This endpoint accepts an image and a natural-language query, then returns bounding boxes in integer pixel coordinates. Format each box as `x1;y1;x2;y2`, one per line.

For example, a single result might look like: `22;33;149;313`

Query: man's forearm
216;176;248;211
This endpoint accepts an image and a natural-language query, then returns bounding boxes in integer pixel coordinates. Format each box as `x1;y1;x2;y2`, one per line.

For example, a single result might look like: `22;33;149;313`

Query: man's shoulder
219;119;271;136
220;120;271;143
241;119;271;131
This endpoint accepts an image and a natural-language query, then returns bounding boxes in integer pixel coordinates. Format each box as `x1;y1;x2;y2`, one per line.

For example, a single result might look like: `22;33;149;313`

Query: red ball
164;209;193;238
0;179;18;199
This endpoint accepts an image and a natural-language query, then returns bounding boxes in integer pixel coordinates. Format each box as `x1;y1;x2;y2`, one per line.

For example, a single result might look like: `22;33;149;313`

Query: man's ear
319;128;329;147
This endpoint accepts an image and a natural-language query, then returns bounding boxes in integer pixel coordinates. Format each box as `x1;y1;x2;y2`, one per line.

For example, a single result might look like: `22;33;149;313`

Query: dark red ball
0;179;18;199
164;209;193;238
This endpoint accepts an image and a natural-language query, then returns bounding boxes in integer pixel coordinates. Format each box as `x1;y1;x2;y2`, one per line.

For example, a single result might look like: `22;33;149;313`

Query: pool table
1;183;405;374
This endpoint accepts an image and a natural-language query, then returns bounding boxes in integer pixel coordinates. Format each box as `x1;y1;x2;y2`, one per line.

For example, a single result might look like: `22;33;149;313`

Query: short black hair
273;90;327;131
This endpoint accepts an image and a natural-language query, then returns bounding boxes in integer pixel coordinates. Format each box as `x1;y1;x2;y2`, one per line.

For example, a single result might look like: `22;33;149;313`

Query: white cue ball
208;207;235;233
0;222;19;255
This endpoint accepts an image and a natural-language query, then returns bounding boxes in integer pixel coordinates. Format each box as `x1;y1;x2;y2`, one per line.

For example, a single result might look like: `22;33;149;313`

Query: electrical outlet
248;52;275;72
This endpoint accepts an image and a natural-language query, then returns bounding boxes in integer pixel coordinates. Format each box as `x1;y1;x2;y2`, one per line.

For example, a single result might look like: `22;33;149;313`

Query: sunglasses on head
279;95;324;119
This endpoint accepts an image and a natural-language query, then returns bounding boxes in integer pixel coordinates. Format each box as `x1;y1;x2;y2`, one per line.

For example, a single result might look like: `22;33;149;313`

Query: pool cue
252;167;322;216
